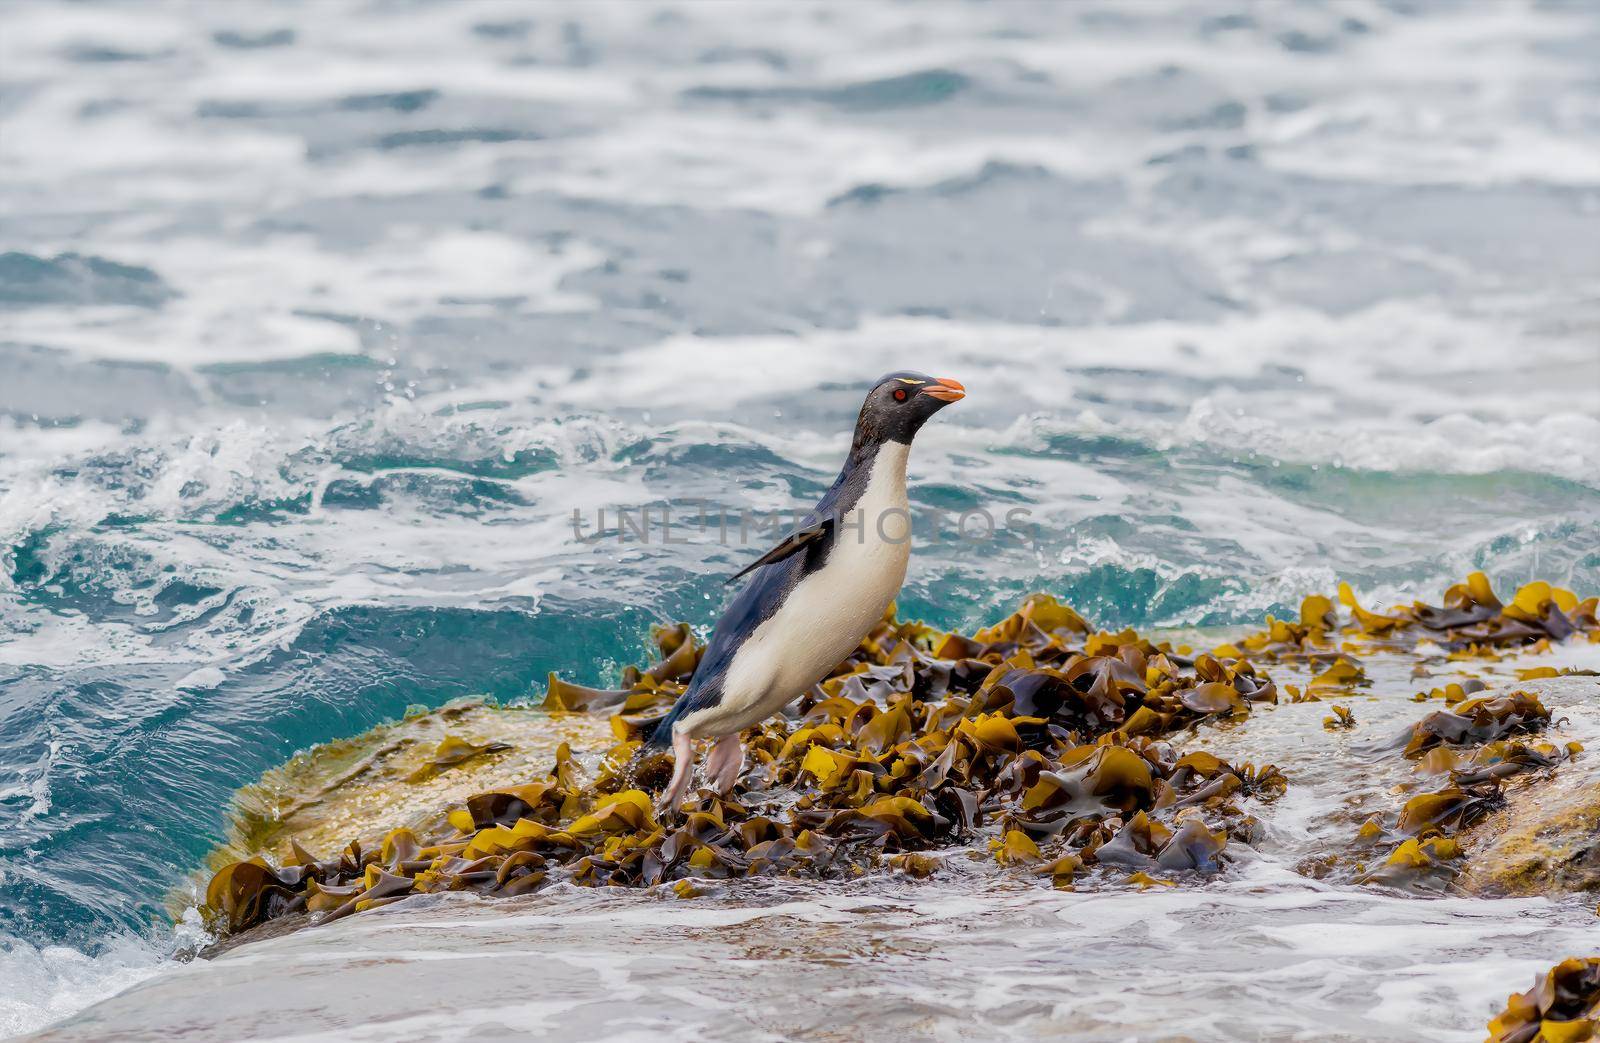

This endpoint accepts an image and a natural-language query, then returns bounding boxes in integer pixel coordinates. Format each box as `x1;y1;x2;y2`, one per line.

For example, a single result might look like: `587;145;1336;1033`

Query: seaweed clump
1231;574;1598;662
1400;691;1555;761
198;573;1598;940
202;594;1284;937
1356;690;1579;889
1488;958;1600;1043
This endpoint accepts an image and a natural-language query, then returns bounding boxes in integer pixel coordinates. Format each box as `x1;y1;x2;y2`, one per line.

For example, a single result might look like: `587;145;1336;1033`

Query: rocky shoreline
153;574;1600;1041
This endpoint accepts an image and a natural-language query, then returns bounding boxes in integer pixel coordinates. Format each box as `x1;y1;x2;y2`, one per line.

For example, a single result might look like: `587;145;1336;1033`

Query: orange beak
920;377;965;402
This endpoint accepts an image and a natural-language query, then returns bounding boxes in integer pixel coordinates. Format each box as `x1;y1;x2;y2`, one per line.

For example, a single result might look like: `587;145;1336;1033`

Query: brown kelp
1355;690;1582;889
199;574;1596;942
1459;719;1600;898
1488;958;1600;1043
1228;576;1598;663
201;593;1286;937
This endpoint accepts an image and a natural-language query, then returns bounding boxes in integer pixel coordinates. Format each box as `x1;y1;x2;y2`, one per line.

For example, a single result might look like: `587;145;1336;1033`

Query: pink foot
657;728;694;815
704;734;744;795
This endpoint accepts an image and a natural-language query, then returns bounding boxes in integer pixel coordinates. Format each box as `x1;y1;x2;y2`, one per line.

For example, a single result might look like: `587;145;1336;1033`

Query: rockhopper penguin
646;371;965;812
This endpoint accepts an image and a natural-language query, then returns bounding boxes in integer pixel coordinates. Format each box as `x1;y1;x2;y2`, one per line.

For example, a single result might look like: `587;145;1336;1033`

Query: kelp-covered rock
200;700;612;889
1354;682;1587;891
1462;770;1600;898
1455;676;1600;897
196;575;1597;943
1488;958;1600;1043
199;594;1287;939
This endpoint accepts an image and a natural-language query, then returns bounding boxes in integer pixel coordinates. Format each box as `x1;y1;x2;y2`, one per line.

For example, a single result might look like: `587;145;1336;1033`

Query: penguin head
851;371;965;449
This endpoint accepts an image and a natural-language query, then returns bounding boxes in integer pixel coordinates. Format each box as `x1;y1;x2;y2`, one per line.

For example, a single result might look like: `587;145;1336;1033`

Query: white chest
689;443;913;734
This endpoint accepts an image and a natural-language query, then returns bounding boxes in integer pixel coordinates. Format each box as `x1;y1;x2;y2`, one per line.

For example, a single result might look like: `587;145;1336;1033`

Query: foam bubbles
0;934;166;1040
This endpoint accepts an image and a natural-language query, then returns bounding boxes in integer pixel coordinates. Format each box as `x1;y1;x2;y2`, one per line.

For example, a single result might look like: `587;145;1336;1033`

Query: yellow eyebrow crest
895;377;926;385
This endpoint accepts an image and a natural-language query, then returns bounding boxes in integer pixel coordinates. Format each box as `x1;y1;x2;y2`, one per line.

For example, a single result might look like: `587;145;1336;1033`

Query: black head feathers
850;371;964;451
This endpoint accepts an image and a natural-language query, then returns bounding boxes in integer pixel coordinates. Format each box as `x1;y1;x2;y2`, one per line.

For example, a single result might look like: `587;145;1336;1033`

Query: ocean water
1;0;1598;1037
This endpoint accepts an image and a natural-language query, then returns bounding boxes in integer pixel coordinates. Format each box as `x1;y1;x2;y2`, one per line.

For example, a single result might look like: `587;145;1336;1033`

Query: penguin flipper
725;519;832;585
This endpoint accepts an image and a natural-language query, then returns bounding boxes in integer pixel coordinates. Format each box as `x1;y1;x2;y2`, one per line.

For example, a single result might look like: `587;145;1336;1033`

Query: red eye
893;388;908;402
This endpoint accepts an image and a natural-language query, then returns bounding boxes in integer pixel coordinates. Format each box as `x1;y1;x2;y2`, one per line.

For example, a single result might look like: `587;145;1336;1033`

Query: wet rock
1460;676;1600;896
193;698;611;903
189;575;1597;941
195;597;1288;940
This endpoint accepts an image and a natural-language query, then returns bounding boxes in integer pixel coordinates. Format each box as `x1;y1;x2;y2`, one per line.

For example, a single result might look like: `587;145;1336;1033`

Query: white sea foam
0;935;166;1040
547;310;1600;482
4;231;604;367
19;860;1595;1043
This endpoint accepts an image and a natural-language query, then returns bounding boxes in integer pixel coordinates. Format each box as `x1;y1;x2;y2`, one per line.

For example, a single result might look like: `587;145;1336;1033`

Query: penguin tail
641;701;685;750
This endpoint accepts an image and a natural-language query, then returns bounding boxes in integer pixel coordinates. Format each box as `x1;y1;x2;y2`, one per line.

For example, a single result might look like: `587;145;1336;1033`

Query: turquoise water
1;0;1598;1034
